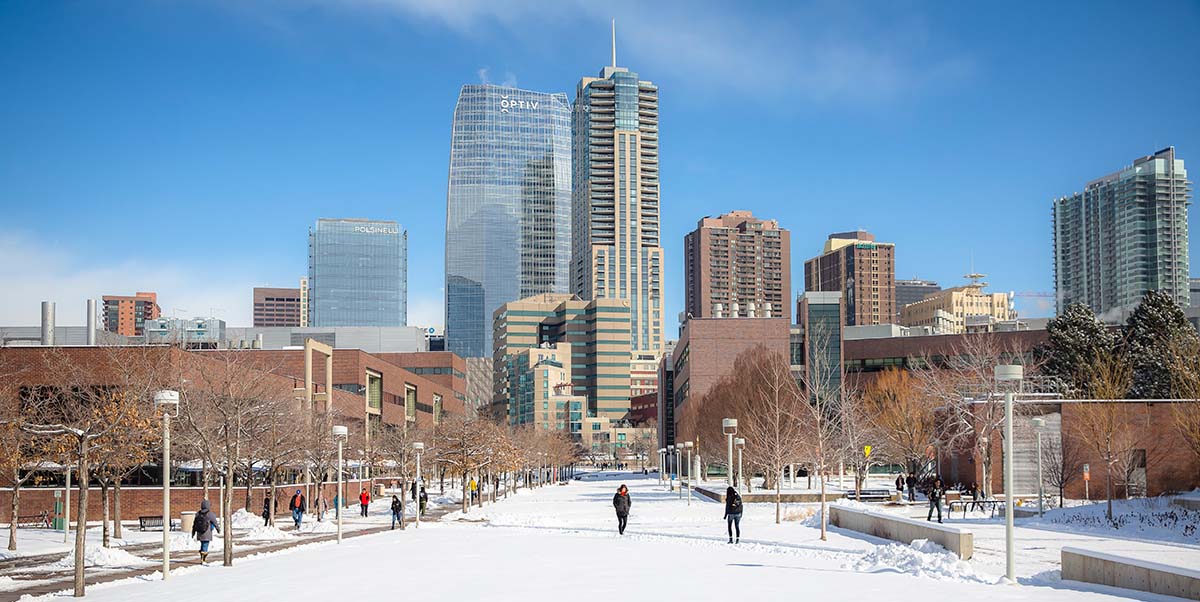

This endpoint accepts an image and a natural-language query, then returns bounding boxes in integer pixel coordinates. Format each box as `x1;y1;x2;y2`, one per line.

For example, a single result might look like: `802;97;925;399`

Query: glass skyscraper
445;84;572;358
308;218;408;327
572;63;663;353
1053;147;1191;318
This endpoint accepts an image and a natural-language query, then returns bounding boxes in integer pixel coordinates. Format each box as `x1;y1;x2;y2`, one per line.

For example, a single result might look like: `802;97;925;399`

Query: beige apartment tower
571;53;664;353
900;277;1016;334
803;231;895;326
684;210;791;320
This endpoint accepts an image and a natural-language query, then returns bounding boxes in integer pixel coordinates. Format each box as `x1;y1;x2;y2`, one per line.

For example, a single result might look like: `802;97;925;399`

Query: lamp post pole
333;425;348;544
684;441;694;506
63;465;70;544
154;390;179;579
735;438;745;493
413;442;424;529
1032;418;1045;518
723;419;737;488
995;365;1023;584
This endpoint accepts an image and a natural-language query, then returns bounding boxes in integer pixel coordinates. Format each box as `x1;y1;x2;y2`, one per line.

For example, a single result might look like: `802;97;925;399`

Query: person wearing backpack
724;486;743;544
389;494;403;530
191;499;220;564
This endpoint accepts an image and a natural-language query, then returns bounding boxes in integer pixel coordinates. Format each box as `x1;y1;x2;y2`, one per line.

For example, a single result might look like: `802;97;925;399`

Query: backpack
729;492;743;514
191;511;207;536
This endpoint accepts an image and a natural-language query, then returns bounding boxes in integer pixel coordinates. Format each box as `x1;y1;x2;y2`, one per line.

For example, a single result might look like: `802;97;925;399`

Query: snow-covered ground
14;472;1197;601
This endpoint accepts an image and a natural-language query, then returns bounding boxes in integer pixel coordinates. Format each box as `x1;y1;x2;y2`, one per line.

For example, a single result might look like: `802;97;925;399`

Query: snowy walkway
16;473;1191;602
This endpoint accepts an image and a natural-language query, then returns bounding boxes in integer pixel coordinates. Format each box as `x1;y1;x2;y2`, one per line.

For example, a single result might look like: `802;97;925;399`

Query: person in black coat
390;495;403;530
261;492;276;526
612;484;631;534
724;486;743;544
905;474;917;502
895;474;904;495
927;477;945;523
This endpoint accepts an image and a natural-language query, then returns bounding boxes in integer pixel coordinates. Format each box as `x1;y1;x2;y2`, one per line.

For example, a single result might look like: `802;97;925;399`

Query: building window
405;384;417;421
366;371;382;410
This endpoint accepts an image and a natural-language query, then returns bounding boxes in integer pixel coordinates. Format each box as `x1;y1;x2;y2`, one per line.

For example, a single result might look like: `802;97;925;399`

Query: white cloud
476;67;490;84
407;291;444;329
0;233;260;327
272;0;970;104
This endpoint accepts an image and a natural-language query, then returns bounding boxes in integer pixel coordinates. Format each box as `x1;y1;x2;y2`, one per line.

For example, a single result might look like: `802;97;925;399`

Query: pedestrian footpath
0;504;454;602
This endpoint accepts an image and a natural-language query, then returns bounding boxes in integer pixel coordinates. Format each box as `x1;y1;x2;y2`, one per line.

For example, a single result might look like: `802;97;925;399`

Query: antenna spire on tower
611;19;617;67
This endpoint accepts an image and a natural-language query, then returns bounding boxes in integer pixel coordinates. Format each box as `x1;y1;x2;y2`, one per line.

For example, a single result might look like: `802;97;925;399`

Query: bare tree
735;347;806;524
796;325;847;540
862;367;938;492
1169;337;1200;481
1073;348;1135;522
1040;432;1085;507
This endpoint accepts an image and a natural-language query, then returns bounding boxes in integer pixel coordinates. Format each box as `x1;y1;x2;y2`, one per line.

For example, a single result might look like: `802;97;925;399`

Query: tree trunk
399;474;406;530
100;481;110;548
461;472;468;513
243;466;253;512
775;468;781;524
981;450;993;498
223;440;236;567
202;456;209;501
113;479;123;540
73;442;90;598
1105;461;1114;522
819;464;828;541
8;483;19;551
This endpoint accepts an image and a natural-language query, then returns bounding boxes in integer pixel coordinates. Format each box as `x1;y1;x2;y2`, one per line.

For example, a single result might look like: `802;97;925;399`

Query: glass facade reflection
308;218;407;327
446;84;571;358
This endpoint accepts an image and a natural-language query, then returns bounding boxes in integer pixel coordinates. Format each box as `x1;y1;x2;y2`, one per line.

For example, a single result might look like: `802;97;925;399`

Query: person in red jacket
359;488;371;517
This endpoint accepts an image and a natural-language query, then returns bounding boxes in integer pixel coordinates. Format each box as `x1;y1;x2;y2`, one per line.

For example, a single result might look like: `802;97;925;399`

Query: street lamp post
995;364;1023;584
1032;417;1045;518
669;445;679;498
153;390;180;579
735;438;745;492
413;442;425;529
332;425;348;544
722;419;738;488
684;441;694;506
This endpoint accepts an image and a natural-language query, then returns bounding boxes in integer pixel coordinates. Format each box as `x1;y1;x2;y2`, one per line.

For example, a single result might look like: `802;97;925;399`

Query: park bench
16;512;51;528
844;489;893;502
138;515;178;532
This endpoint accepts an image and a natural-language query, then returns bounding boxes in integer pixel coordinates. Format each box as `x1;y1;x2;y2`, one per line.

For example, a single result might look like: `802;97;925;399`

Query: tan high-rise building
493;293;632;424
900;279;1016;334
684;210;791;320
571;54;663;354
101;291;160;336
803;231;895;326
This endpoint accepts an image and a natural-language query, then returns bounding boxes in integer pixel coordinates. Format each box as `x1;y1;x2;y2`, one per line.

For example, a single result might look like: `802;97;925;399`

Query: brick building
252;286;303;327
803;231;895;326
101;291;160;336
684;210;791;321
671;316;791;442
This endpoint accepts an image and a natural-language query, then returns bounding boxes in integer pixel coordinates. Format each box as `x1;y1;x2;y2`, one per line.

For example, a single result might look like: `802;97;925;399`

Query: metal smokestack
40;301;56;346
86;299;97;345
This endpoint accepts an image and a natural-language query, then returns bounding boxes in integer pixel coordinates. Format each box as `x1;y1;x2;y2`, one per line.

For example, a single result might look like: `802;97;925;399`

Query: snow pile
1030;497;1200;544
240;525;292;541
168;532;224;552
230;508;263;529
849;539;993;583
49;546;154;569
0;576;22;592
298;520;337;534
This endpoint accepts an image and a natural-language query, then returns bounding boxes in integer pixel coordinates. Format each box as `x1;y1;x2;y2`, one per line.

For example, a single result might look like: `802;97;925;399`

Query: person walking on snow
927;477;945;523
724;486;743;544
612;484;631;535
419;486;429;516
469;478;478;503
359;487;371;517
261;492;276;526
905;474;917;502
289;489;306;529
390;494;403;530
191;499;220;564
895;474;904;496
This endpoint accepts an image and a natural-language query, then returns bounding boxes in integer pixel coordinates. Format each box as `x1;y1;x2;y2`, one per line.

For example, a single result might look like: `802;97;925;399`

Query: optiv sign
499;95;539;113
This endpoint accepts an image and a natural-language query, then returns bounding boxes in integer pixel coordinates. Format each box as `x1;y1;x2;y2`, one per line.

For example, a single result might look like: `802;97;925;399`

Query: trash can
180;511;197;535
374;483;385;498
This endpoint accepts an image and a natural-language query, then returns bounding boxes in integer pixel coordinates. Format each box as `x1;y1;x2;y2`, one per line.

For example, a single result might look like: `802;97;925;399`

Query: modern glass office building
308;218;408;327
445;84;572;358
1053;147;1191;318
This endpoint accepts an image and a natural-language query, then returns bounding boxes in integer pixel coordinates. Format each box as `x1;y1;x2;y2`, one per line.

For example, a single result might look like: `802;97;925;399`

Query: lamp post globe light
734;438;745;492
994;364;1023;584
1031;417;1045;518
332;425;349;543
722;419;738;487
413;442;425;528
153;390;180;579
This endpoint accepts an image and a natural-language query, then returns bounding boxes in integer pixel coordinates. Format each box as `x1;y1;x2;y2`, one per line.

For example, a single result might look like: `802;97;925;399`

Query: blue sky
2;0;1199;328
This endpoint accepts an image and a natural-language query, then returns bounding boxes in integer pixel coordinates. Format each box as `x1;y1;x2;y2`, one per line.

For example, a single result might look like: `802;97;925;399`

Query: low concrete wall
1172;495;1200;511
1062;547;1200;601
828;505;974;560
694;485;844;504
